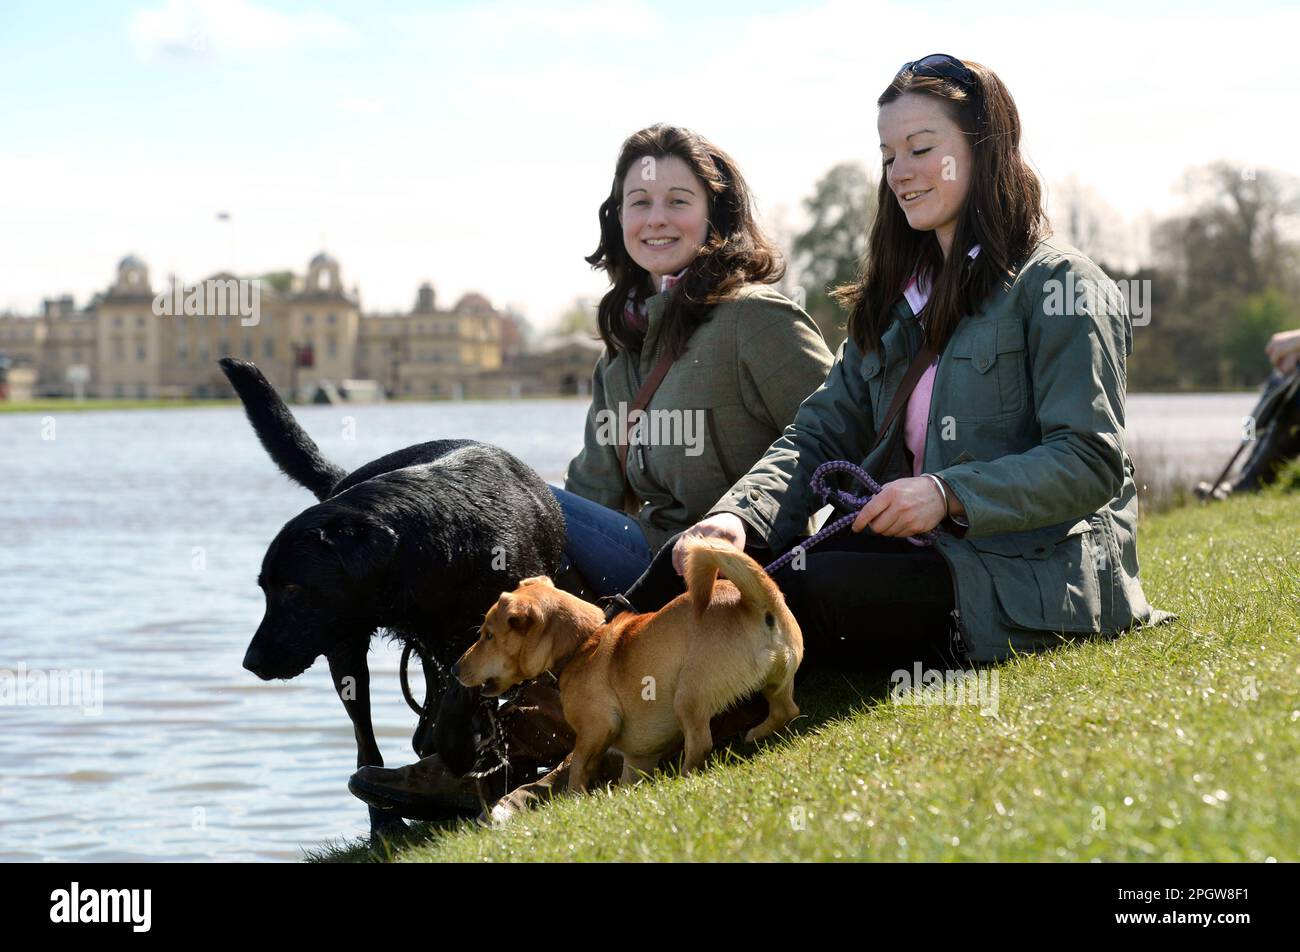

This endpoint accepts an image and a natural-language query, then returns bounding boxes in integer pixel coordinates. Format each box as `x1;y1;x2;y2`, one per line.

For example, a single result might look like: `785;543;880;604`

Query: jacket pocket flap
967;518;1091;559
859;350;883;379
948;324;998;374
966;519;1102;633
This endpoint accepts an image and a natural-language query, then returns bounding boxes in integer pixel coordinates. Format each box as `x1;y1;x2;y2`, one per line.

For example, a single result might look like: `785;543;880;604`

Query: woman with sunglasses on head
349;123;834;820
634;55;1173;668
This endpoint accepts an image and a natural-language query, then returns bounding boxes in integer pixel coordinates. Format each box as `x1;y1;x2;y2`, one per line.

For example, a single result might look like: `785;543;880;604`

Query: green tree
553;296;599;339
1138;162;1300;390
792;162;874;350
259;270;294;294
1226;290;1298;386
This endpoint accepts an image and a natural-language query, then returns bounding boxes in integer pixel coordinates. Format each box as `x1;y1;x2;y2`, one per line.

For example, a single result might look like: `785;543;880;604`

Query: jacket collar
638;269;688;366
902;244;982;316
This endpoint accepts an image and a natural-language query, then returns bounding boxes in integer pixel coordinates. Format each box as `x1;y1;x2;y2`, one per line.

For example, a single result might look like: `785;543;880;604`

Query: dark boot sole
348;773;482;821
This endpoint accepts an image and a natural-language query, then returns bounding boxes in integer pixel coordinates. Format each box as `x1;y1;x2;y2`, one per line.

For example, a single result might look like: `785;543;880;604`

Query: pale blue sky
2;0;1295;327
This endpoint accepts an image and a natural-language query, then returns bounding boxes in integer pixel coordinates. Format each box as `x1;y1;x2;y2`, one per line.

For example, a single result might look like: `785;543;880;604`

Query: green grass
309;486;1300;863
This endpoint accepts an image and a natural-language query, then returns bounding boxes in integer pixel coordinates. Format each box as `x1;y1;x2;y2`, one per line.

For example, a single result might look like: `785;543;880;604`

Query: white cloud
130;0;355;63
336;97;387;114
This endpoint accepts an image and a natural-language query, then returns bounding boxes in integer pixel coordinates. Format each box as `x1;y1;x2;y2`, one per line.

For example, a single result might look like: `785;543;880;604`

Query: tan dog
453;538;803;792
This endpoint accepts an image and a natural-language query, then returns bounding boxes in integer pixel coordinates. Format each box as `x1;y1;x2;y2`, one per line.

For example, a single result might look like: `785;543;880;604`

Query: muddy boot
349;753;505;821
349;678;576;821
482;693;770;826
496;677;575;766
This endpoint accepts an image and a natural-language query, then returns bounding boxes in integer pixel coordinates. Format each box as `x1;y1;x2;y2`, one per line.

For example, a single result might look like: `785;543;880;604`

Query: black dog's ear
313;514;399;580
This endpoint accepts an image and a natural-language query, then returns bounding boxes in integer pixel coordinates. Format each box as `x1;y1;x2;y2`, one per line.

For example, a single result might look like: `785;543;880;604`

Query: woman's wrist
938;476;966;517
923;473;950;517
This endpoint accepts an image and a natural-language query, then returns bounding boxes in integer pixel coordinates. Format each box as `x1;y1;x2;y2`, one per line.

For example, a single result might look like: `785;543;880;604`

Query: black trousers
621;523;959;670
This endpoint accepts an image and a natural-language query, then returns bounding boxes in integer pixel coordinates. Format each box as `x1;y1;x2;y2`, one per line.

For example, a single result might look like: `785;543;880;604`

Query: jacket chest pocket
944;318;1027;420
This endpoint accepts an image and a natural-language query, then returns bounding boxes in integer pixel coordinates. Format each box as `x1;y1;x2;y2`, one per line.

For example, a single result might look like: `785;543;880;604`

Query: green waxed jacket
565;283;835;552
709;237;1175;662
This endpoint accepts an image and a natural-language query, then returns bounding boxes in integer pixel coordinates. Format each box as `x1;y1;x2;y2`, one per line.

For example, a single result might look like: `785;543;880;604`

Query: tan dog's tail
683;537;783;620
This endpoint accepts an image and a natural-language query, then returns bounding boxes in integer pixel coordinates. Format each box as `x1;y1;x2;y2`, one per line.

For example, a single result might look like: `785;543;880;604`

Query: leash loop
762;460;938;574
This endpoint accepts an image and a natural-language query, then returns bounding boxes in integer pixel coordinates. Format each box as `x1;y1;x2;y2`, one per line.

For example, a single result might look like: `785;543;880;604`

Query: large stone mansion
0;253;597;400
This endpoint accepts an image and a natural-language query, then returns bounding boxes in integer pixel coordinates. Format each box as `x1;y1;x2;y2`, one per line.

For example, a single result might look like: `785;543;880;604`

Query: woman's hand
671;513;747;575
851;476;949;537
1265;329;1300;374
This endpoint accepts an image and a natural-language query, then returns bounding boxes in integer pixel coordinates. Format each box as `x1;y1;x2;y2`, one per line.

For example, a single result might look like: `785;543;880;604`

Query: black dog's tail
218;358;346;501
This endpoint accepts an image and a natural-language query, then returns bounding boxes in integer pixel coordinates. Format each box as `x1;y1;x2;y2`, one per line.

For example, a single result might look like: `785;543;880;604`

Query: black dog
218;358;566;841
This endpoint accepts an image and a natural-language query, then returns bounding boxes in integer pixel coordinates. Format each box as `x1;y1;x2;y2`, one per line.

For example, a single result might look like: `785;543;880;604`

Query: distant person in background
1266;328;1300;374
1196;327;1300;500
348;123;834;819
1206;325;1300;494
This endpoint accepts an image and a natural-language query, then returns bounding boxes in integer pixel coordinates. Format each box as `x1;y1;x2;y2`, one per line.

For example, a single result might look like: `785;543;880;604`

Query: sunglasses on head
897;53;975;90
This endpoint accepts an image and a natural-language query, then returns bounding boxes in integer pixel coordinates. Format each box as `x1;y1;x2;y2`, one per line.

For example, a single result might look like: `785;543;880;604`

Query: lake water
0;391;1260;861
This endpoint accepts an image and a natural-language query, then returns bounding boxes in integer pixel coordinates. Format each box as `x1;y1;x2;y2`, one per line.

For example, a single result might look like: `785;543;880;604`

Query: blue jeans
549;486;653;598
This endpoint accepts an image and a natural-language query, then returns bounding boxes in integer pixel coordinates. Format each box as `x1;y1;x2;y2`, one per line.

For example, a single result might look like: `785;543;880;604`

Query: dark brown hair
587;124;783;357
834;59;1049;353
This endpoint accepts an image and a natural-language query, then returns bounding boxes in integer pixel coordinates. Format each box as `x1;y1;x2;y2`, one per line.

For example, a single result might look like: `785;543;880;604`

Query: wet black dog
219;358;566;841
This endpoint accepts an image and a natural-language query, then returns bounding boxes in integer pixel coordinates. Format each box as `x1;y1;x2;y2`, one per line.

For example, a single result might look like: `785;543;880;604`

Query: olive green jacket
565;284;834;552
710;238;1174;662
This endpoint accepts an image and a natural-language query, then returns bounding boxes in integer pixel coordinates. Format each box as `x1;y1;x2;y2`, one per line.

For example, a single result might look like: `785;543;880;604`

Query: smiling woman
552;124;836;587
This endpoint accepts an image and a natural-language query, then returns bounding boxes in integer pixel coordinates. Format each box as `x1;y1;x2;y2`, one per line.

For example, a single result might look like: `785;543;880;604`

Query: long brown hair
834;59;1049;353
587;124;783;358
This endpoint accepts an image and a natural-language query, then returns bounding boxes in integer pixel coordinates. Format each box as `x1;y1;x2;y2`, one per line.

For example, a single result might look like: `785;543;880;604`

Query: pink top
901;245;982;476
896;246;980;546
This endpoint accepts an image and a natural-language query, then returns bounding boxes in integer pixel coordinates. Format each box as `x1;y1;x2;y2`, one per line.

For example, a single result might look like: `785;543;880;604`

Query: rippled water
0;400;588;861
0;392;1258;861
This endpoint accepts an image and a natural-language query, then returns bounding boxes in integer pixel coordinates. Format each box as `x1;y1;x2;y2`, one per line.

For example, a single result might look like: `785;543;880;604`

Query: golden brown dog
452;538;803;792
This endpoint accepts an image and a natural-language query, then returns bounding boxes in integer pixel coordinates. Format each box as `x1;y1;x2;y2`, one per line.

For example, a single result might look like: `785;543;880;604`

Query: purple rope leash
761;460;938;575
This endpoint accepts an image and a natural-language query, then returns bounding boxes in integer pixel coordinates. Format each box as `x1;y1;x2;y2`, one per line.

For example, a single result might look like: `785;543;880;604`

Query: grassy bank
309;486;1299;863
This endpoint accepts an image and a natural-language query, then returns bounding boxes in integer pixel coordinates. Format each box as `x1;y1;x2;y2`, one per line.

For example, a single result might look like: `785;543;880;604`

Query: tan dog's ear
517;576;555;588
506;599;540;633
512;595;552;677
